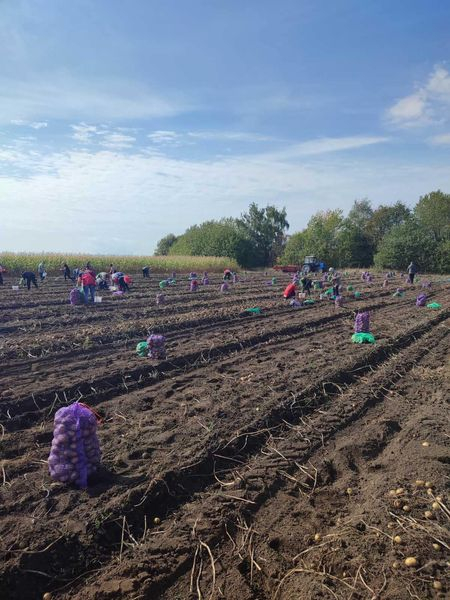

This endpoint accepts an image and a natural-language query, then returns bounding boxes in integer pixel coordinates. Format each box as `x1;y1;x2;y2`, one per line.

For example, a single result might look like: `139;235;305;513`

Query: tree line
155;190;450;272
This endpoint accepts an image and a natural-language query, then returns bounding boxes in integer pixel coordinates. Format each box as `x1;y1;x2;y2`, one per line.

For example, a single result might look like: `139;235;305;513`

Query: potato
314;533;322;542
432;501;440;511
432;543;442;551
402;505;411;512
415;480;425;487
424;510;434;519
393;535;402;544
425;481;433;489
404;557;417;567
433;581;443;591
421;441;430;447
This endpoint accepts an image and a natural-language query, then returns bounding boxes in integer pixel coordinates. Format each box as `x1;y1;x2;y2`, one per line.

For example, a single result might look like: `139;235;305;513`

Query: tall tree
414;190;450;243
238;203;289;266
374;219;438;271
154;233;178;255
365;202;411;247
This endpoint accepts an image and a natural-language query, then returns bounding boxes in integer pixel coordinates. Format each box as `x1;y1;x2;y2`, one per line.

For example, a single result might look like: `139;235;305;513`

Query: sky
1;0;450;255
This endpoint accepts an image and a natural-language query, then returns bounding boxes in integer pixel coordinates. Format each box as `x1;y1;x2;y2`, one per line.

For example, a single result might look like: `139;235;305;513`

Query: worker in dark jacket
22;271;38;290
300;276;313;296
407;261;418;284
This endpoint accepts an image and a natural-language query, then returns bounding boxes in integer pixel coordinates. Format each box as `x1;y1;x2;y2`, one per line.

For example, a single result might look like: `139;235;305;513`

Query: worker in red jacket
81;269;96;303
283;282;296;299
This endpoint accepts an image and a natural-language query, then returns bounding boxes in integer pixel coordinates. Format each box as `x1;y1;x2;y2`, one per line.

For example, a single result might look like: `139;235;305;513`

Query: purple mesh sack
335;295;344;307
156;293;165;305
354;311;370;333
202;277;209;285
147;334;166;359
422;281;432;289
48;403;101;488
221;282;229;292
69;288;84;305
232;273;238;283
416;293;427;307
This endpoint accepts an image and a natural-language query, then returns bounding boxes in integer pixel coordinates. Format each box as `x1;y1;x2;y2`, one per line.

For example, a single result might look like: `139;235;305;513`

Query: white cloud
187;131;276;142
29;121;48;129
428;133;450;145
100;132;135;149
1;135;448;255
386;65;450;127
10;119;48;129
0;75;192;124
272;136;389;158
148;130;182;144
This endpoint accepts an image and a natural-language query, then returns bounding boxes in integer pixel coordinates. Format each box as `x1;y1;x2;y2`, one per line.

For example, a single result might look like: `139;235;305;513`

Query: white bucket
94;296;102;303
12;285;19;291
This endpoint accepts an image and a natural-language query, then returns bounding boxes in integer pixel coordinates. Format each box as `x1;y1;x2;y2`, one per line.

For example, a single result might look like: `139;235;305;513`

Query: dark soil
1;271;449;600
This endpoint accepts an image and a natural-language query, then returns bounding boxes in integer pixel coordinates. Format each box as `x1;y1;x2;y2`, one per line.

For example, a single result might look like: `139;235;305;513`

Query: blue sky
1;0;450;254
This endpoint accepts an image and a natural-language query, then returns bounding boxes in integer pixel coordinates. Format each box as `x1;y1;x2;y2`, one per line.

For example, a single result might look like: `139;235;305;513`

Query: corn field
0;252;238;274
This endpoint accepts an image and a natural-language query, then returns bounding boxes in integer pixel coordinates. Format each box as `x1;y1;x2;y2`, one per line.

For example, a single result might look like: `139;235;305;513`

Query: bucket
12;285;19;291
94;296;102;303
298;292;306;300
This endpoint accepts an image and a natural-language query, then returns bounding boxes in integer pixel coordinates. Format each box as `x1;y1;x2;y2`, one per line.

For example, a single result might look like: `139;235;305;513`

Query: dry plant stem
199;540;216;600
275;566;357;599
119;515;126;563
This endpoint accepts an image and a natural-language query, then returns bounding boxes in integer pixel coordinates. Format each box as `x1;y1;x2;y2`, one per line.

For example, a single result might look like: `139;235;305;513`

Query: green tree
374;219;438;271
346;198;373;230
155;233;178;255
238;203;289;266
414;190;450;243
338;199;374;266
365;202;411;248
435;240;450;273
169;220;257;267
281;231;308;264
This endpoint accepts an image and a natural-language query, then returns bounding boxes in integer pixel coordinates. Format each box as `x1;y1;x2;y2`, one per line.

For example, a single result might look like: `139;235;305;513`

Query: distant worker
0;264;4;285
223;269;232;281
38;262;46;281
118;274;130;292
142;266;150;278
332;272;340;297
300;275;313;296
62;263;74;282
407;261;418;284
81;268;96;303
109;263;115;275
22;271;38;290
96;272;109;290
283;282;297;299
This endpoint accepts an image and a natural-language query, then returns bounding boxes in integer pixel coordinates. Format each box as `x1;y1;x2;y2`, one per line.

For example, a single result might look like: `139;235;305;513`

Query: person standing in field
0;264;4;285
81;268;96;303
332;272;340;297
407;261;418;284
300;275;313;296
142;266;150;278
22;271;38;290
62;263;74;281
38;262;46;281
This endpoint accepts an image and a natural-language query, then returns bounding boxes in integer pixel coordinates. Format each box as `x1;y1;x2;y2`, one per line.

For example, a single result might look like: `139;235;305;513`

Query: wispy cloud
100;132;135;149
187;131;276;142
429;133;450;145
11;119;48;129
2;132;446;255
386;65;450;128
147;130;183;145
0;75;193;124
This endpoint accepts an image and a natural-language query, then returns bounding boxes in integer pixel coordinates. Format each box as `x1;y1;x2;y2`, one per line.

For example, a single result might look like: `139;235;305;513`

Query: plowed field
1;271;449;600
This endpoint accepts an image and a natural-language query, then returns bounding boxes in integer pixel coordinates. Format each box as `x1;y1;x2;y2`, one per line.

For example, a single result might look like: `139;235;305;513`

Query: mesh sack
147;334;166;359
48;403;101;488
220;282;229;292
354;311;370;333
427;302;441;309
136;341;148;357
416;293;427;307
156;293;165;305
69;288;84;305
352;332;375;344
335;295;344;307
